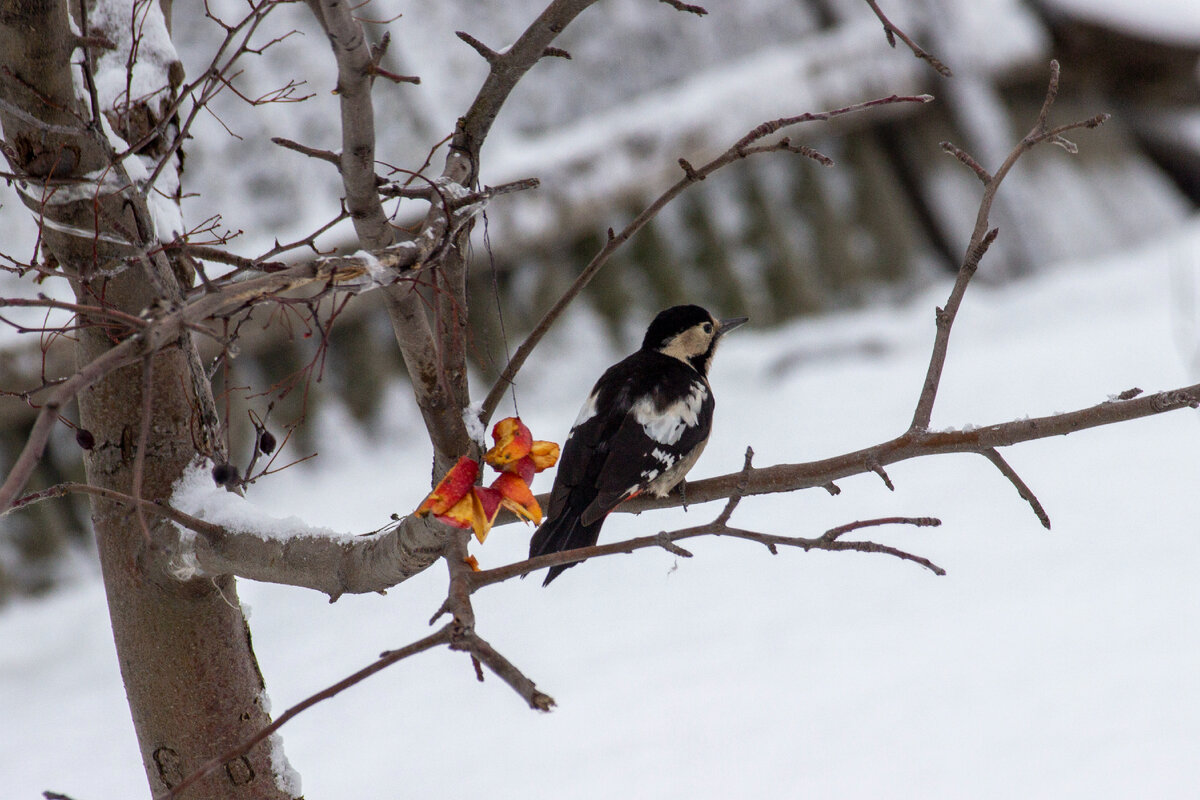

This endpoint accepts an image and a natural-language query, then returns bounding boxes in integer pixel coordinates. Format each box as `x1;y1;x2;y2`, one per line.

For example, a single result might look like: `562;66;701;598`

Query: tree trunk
0;2;291;796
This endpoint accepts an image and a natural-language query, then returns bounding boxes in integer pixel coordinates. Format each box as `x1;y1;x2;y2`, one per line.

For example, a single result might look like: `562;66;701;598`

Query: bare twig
868;461;895;491
177;243;285;275
863;0;953;77
480;93;932;424
940;140;991;183
981;448;1050;529
658;0;708;15
470;513;946;591
456;30;499;64
713;446;755;526
159;625;454;800
451;630;556;712
910;61;1107;432
270;136;341;168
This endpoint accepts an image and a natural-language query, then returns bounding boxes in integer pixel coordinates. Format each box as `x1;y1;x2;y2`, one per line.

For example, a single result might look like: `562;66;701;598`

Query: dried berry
258;430;277;455
211;462;239;486
75;428;95;450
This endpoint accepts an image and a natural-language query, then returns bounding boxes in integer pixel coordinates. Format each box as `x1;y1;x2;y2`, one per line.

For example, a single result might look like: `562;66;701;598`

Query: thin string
481;207;519;418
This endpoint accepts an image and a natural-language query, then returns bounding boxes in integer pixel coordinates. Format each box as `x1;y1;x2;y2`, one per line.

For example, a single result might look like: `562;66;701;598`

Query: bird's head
642;304;748;376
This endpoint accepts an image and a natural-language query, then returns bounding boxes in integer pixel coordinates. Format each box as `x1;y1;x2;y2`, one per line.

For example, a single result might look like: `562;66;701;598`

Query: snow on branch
0;235;462;516
167;460;447;598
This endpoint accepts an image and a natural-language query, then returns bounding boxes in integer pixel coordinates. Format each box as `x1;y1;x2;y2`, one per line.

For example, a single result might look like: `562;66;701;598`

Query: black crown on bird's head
641;304;716;351
641;304;749;376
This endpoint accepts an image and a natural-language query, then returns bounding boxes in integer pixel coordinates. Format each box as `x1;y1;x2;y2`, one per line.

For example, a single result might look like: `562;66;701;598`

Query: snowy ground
3;218;1200;799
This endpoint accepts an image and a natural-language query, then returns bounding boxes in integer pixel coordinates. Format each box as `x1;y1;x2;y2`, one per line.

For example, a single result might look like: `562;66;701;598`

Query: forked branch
909;61;1108;433
480;93;934;424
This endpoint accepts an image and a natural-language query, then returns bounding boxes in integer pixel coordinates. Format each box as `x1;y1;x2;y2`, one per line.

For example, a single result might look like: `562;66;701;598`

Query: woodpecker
529;304;748;586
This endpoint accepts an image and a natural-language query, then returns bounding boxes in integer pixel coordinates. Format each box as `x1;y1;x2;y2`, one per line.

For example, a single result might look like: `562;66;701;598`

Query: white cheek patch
633;382;707;445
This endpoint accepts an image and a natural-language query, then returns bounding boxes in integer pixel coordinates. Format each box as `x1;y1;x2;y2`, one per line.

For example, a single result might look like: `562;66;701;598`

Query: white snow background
3;218;1200;798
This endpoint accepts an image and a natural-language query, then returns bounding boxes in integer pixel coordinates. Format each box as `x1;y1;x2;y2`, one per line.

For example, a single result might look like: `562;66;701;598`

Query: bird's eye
702;322;714;334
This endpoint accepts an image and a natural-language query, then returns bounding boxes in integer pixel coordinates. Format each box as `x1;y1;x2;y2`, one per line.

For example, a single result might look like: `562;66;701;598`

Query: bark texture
0;2;290;797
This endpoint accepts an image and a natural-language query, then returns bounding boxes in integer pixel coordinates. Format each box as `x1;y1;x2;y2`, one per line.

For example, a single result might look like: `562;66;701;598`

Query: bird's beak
717;316;749;337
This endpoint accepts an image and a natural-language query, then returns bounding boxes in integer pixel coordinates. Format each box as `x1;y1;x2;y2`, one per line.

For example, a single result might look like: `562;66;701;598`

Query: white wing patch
651;448;677;468
570;390;600;435
632;381;707;445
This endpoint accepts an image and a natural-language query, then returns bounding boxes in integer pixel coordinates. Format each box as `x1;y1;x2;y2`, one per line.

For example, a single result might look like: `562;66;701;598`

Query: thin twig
981;448;1051;529
658;0;708;15
470;513;946;590
159;626;453;800
940;140;991;183
270;136;341;168
909;61;1106;432
479;93;932;424
451;630;556;711
862;0;952;77
713;446;754;526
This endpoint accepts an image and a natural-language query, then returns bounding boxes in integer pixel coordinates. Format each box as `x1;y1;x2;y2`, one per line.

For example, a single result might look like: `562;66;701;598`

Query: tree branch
18;378;1190;599
453;0;601;182
305;0;474;474
159;625;454;800
304;0;392;248
863;0;953;77
616;383;1200;516
480;93;933;424
0;239;460;514
910;61;1107;432
468;512;946;591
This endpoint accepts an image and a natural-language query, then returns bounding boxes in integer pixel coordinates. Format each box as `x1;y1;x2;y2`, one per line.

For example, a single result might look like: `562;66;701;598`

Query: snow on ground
3;219;1200;799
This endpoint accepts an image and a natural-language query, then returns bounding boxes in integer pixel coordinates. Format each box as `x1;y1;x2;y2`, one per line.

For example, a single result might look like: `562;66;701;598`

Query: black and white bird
529;304;747;586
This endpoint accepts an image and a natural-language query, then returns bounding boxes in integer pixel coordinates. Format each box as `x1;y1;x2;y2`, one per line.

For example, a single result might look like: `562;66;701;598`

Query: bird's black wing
580;363;713;524
530;351;713;585
528;354;641;577
539;359;635;525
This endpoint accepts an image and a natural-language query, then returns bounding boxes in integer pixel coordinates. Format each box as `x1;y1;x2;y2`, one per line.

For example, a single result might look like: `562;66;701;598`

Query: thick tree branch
10;480;448;598
0;238;460;513
619;383;1200;517
305;0;472;474
22;379;1193;598
383;0;607;470
304;0;392;248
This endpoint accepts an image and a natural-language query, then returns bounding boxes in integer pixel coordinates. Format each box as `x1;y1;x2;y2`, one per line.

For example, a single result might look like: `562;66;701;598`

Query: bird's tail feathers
529;512;601;587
